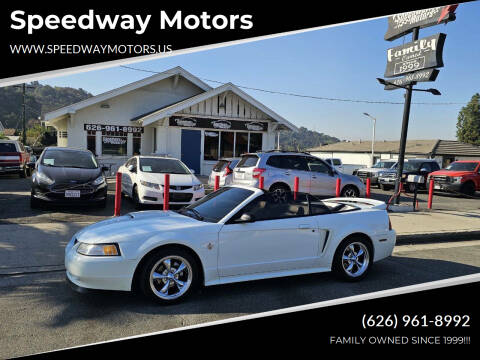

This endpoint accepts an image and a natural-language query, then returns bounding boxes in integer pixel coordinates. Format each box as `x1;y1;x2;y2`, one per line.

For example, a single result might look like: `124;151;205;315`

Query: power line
119;65;465;106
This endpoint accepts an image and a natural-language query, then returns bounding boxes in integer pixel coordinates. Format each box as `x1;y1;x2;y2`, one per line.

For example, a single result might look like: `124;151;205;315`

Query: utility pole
13;83;35;145
393;27;418;204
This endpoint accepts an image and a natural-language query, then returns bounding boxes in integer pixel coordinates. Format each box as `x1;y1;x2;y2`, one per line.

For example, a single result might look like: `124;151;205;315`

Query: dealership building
44;66;297;175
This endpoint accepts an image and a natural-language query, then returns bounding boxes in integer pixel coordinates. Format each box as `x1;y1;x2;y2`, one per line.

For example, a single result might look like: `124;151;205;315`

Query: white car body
118;156;205;206
65;185;396;294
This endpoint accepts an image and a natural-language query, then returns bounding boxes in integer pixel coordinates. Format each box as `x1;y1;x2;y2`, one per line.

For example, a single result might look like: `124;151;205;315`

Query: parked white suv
232;151;366;197
119;155;205;209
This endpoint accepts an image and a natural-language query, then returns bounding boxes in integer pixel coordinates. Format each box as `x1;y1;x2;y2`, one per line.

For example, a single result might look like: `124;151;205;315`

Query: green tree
456;93;480;145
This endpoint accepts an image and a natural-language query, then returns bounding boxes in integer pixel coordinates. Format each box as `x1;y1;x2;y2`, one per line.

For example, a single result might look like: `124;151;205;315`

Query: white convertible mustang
65;185;396;303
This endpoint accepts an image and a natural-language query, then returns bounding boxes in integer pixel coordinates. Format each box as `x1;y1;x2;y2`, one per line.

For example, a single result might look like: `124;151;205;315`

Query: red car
428;160;480;196
0;140;31;178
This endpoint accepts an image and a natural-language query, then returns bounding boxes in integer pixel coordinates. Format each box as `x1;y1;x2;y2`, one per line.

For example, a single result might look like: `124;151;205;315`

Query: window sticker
141;165;152;172
43;158;55;165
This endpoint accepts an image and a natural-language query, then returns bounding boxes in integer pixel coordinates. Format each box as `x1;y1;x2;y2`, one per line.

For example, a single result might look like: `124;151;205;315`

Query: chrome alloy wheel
271;187;288;203
149;256;193;300
343;187;357;197
341;242;370;278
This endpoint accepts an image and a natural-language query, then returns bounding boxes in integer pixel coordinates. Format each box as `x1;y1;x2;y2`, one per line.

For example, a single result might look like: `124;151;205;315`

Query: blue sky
41;2;480;141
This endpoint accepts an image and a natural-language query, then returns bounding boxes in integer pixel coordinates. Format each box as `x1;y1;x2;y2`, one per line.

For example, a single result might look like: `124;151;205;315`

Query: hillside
0;81;92;130
280;126;340;151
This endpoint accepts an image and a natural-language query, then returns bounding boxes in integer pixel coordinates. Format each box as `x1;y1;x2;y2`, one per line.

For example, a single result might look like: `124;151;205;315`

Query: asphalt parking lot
0;174;479;357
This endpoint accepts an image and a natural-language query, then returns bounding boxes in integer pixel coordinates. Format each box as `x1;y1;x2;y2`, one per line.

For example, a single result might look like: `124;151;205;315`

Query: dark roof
433;140;480;156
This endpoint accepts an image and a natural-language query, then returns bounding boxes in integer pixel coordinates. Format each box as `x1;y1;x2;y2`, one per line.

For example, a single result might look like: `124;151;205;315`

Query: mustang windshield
41;150;98;169
445;162;478;172
140;158;190;174
181;187;254;223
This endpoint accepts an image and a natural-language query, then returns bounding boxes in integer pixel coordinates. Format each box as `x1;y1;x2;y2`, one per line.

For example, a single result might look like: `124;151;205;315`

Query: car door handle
298;224;311;230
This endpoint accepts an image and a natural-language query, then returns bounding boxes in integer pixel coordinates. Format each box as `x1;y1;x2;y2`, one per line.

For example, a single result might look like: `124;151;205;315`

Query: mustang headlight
35;171;54;185
77;242;120;256
92;175;105;186
140;180;161;190
193;184;204;191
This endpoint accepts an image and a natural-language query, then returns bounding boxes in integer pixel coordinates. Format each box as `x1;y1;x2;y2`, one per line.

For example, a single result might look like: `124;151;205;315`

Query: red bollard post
164;174;170;211
259;176;264;190
428;178;434;209
114;172;122;216
293;176;299;200
399;181;403;193
366;178;371;198
335;178;341;197
214;175;220;191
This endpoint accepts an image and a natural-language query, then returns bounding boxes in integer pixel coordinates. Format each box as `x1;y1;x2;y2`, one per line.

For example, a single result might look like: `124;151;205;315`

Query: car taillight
223;162;232;177
252;168;266;178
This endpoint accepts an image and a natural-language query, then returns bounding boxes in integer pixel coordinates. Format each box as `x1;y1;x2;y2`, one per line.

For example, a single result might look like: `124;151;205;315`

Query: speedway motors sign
384;33;446;78
169;116;268;131
384;5;457;41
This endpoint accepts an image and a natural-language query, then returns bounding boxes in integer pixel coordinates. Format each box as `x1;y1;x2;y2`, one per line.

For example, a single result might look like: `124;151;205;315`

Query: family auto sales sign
384;33;446;78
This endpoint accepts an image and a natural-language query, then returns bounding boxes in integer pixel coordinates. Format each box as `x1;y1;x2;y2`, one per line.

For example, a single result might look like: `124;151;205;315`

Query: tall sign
379;4;457;204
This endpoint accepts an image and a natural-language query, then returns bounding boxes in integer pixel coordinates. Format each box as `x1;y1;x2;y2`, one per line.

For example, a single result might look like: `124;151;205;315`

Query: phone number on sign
84;124;144;133
362;314;471;329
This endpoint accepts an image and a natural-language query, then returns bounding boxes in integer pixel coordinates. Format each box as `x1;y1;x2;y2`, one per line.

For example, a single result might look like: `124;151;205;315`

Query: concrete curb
396;230;480;244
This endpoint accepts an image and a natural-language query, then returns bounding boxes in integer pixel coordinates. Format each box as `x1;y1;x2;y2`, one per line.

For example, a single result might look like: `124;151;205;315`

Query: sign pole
393;27;419;204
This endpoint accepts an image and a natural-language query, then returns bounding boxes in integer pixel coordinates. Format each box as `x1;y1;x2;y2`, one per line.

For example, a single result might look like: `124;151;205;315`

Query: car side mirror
127;164;136;173
238;213;254;223
420;168;428;173
190;169;195;174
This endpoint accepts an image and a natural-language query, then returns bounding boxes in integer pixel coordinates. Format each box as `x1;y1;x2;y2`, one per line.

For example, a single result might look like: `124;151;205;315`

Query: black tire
380;184;392;191
461;181;475;197
132;185;141;210
341;185;359;198
332;236;373;282
404;182;416;193
30;194;41;209
19;168;26;178
269;183;290;203
138;247;200;304
98;197;107;209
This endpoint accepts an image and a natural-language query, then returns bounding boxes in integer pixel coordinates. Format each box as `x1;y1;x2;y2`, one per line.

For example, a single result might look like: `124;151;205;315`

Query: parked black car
378;159;440;191
30;147;109;208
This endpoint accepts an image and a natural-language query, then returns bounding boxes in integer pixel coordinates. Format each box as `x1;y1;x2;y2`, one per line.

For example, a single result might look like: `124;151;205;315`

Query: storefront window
249;133;263;153
133;133;141;155
204;131;219;160
86;130;96;154
102;131;127;155
235;132;248;157
220;132;234;158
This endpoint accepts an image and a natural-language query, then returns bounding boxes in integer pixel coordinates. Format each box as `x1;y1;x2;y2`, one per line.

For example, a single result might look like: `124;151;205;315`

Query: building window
249;133;263;153
220;132;234;158
86;130;96;154
204;131;219;160
235;132;248;157
102;131;127;156
133;133;141;155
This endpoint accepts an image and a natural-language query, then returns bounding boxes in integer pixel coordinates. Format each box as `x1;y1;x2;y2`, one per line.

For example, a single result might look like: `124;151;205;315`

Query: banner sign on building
384;68;439;90
169;116;268;132
384;33;446;78
384;5;457;41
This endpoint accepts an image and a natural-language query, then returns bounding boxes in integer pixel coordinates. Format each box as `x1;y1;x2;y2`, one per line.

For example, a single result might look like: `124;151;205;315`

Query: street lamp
363;112;376;167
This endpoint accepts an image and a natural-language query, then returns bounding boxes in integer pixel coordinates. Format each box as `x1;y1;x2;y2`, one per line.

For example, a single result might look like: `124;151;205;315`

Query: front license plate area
65;190;81;198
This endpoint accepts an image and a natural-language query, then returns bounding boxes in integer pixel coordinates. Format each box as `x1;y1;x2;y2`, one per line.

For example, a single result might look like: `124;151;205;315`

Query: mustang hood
74;210;203;244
